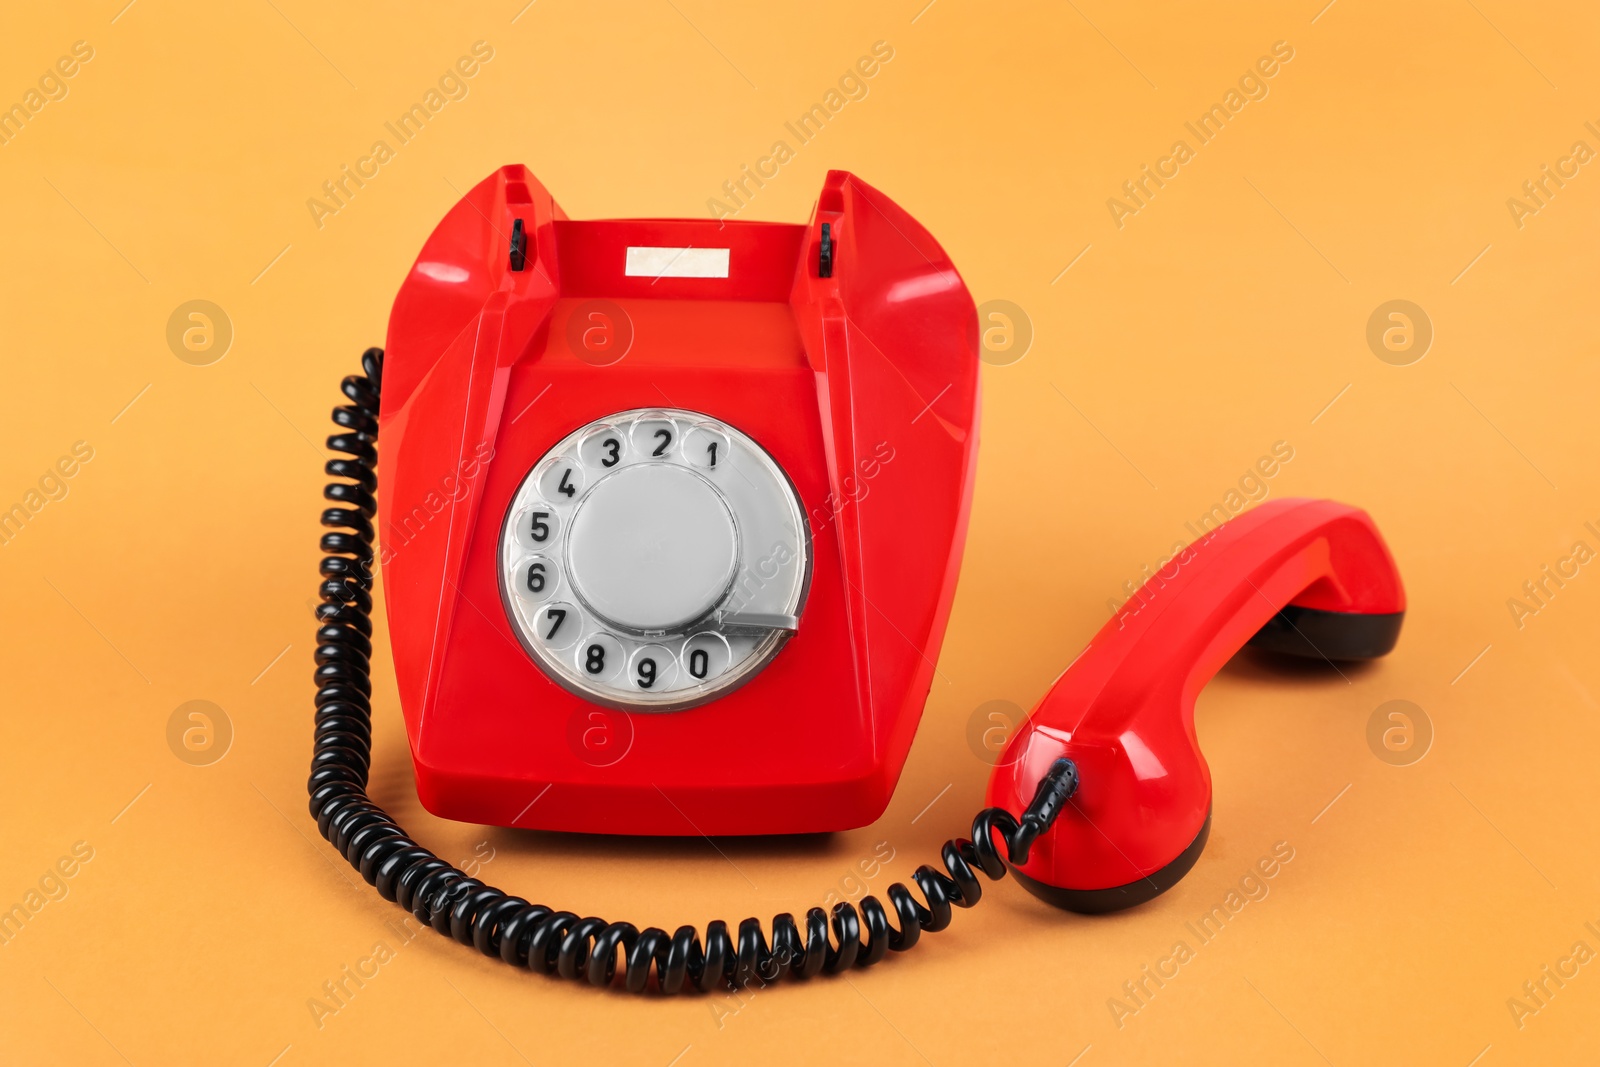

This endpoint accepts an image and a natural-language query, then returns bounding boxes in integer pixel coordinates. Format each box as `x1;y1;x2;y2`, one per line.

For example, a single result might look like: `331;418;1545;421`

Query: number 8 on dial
578;634;624;682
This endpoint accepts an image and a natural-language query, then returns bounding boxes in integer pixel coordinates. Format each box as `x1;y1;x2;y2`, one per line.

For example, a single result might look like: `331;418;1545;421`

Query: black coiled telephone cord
308;347;1080;994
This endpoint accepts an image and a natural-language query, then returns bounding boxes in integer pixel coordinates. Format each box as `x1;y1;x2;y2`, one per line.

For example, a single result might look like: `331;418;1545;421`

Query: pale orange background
2;1;1597;1064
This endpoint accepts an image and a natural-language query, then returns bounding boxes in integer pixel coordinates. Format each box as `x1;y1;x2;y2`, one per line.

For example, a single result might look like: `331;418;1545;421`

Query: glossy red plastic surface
378;166;979;835
987;498;1406;891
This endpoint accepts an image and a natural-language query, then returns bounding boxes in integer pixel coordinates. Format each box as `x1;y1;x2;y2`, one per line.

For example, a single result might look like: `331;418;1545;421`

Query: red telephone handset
986;497;1406;911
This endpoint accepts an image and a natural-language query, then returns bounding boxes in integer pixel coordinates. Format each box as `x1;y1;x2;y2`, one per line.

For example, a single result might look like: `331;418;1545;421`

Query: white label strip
624;246;730;279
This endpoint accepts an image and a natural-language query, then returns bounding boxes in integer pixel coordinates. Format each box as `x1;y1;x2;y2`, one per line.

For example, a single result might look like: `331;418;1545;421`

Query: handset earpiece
986;498;1406;913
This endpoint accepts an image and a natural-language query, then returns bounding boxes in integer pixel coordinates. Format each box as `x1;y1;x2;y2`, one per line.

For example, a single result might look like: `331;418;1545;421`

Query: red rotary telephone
376;164;977;836
307;166;1405;993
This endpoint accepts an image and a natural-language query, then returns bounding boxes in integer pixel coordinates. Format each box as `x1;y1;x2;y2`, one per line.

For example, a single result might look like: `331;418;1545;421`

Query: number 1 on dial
688;427;729;471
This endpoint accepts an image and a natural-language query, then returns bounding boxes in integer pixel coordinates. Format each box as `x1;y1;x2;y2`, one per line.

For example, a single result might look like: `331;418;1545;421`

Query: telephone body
378;166;980;837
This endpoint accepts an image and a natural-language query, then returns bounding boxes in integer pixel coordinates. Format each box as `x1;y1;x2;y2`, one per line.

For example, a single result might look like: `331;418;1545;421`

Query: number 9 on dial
630;645;679;691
